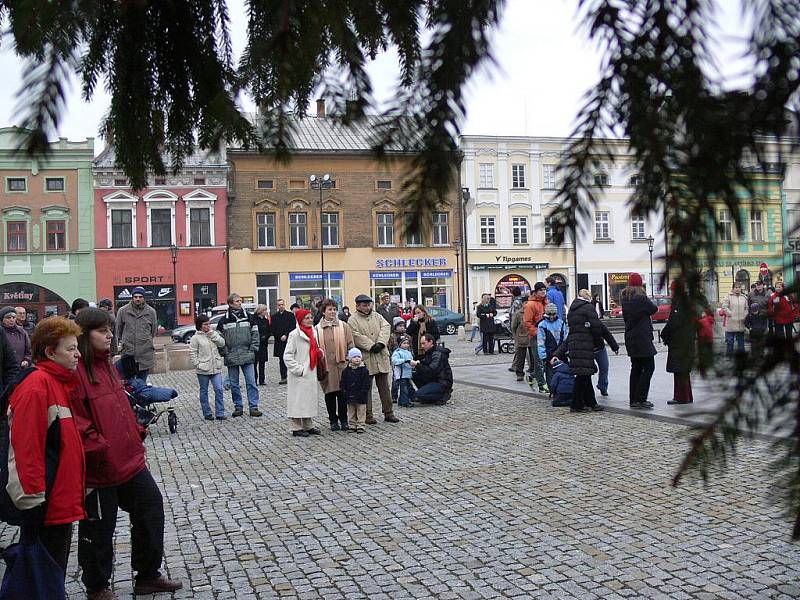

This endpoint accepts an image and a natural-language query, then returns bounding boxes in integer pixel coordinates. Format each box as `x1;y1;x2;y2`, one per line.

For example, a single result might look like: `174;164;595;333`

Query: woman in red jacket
71;308;182;600
768;281;795;340
6;317;85;576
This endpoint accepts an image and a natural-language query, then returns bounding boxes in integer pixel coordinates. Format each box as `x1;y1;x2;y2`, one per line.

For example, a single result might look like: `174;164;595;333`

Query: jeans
78;468;165;591
629;356;655;404
469;325;479;342
725;331;745;355
415;382;449;404
227;363;259;410
594;346;609;393
256;359;267;384
398;378;414;406
197;373;225;417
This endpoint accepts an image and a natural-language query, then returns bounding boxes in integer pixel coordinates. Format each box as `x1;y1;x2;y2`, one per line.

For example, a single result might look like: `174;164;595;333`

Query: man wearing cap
376;292;401;324
116;286;158;382
523;282;549;393
347;294;400;424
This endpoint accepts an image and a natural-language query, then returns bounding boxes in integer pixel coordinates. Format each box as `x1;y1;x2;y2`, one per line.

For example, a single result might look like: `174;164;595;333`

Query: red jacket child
768;286;795;326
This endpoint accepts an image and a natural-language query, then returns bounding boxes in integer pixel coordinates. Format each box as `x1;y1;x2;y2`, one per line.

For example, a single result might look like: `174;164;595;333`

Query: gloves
369;343;385;353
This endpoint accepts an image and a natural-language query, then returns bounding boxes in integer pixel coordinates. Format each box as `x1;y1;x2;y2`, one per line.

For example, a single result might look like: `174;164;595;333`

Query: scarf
317;317;347;363
416;318;428;356
295;309;321;370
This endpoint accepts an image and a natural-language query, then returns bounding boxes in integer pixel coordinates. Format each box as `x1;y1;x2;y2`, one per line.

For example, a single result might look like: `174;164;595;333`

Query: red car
608;296;672;322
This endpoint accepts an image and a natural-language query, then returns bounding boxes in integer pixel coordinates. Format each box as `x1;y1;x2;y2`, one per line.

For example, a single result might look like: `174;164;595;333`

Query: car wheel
182;332;194;344
445;323;457;335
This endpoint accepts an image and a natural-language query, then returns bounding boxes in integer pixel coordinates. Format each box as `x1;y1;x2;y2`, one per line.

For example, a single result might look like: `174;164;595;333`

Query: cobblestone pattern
1;342;798;599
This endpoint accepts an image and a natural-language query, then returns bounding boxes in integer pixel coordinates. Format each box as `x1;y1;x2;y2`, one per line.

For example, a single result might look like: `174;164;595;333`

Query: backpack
0;367;61;527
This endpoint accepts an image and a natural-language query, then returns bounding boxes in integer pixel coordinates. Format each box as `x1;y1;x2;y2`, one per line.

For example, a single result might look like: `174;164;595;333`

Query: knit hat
398;335;411;345
131;286;146;296
534;282;547;292
393;316;405;328
0;307;17;321
627;273;643;287
347;348;362;360
750;302;761;313
544;303;558;315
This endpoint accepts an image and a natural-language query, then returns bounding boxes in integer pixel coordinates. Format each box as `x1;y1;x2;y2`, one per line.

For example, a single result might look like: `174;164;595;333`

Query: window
193;177;206;185
289;212;307;247
6;178;26;192
321;212;339;247
256;179;274;189
631;213;646;240
113;178;127;187
45;177;64;191
511;164;526;188
7;221;26;251
405;224;422;246
288;179;306;190
377;213;394;246
542;164;556;189
629;174;643;186
190;208;211;246
512;216;528;244
256;274;279;311
150;208;172;246
46;220;66;251
376;180;392;190
111;209;133;248
480;216;496;244
433;212;449;245
719;209;733;241
256;212;276;248
544;215;556;244
750;209;764;242
595;211;611;240
479;163;494;188
593;173;609;187
154;177;167;186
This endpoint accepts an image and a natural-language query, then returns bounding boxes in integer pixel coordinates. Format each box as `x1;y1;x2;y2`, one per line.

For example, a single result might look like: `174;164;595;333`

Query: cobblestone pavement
2;338;799;599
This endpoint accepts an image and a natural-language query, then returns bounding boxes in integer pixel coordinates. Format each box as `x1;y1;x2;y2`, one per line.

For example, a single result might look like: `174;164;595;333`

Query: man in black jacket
270;299;296;384
412;334;453;404
0;327;20;393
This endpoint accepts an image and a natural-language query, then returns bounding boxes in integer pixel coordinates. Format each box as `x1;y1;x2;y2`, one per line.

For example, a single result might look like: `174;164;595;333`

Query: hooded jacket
523;295;548;337
768;291;795;325
554;298;598;376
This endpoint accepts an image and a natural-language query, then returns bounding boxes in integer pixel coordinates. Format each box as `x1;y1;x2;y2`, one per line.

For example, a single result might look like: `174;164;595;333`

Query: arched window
735;269;750;292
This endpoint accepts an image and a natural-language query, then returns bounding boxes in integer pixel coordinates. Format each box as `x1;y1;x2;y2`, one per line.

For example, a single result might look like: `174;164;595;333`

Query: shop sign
115;285;175;301
787;239;800;251
370;271;402;280
471;263;548;271
495;274;532;309
289;272;344;282
420;270;452;278
697;259;774;268
375;257;448;268
0;283;39;303
608;272;631;284
122;275;167;284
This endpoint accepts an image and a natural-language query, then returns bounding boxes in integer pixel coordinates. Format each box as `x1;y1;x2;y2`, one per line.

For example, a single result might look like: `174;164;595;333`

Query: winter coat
748;289;770;318
554;298;598;376
71;353;147;488
341;364;371;404
546;285;565;320
2;324;31;368
116;301;157;370
508;295;526;322
7;360;86;526
376;302;401;324
406;316;440;358
721;293;748;332
745;311;768;334
660;304;695;374
550;362;575;397
315;318;354;394
412;345;453;390
523;296;547;337
283;327;320;418
476;302;497;333
271;309;297;357
348;309;391;375
189;330;226;375
255;314;272;362
768;292;795;325
391;347;414;380
537;318;568;360
0;329;19;392
511;310;529;348
217;308;259;366
621;293;657;358
593;322;619;353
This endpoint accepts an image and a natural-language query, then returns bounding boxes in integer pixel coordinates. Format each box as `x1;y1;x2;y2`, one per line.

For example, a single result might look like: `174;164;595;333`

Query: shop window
290;273;344;309
190;207;211;246
46;220;66;251
594;211;611;240
321;212;339;247
45;177;65;192
256;273;279;312
719;209;733;241
512;216;528;244
433;212;449;245
289;212;307;247
479;163;494;188
150;208;172;246
7;221;26;252
377;213;394;247
750;209;764;242
542;164;556;189
480;216;496;245
6;177;26;192
111;209;133;248
631;213;646;240
511;164;526;188
256;179;274;189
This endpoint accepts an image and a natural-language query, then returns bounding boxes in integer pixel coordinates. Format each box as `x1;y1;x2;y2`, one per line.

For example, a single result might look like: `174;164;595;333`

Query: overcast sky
0;0;750;153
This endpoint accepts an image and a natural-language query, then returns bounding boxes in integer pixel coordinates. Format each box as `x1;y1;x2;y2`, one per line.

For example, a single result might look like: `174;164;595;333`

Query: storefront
288;272;345;310
493;273;532;309
114;284;176;331
369;269;452;309
0;282;69;323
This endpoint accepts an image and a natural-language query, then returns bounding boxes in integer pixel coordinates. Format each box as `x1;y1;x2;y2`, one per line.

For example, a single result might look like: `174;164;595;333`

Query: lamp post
309;174;333;299
169;244;178;328
646;234;655;293
454;239;461;314
460;187;470;316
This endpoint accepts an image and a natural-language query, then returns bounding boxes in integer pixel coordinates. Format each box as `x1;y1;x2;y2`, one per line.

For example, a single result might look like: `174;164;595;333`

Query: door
193;283;218;317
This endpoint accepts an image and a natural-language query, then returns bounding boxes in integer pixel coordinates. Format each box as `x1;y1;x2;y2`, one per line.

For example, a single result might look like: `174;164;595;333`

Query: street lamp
169;244;178;328
309;174;333;299
646;234;655;293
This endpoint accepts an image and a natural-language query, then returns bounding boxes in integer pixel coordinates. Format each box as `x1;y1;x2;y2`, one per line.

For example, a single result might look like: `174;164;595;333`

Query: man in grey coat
216;293;262;417
115;286;157;382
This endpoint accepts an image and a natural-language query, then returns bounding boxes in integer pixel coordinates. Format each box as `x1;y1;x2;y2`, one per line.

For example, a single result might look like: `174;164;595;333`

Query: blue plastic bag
0;526;66;600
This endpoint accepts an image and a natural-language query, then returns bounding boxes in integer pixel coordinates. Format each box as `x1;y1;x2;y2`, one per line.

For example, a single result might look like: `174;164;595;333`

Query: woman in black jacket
254;305;272;385
621;273;658;409
660;284;695;404
475;294;497;355
405;305;440;358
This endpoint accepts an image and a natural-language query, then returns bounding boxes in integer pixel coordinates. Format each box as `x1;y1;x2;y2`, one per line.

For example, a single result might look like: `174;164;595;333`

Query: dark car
424;306;467;335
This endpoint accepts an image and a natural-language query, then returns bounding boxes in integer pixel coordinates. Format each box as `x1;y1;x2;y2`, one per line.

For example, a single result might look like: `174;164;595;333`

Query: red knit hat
628;272;643;287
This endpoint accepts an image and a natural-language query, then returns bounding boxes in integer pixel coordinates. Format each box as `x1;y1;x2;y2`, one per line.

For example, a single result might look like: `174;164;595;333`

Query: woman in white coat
283;308;323;437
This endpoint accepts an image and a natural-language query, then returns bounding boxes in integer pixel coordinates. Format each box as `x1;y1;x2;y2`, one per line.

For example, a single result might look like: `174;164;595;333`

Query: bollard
457;325;466;341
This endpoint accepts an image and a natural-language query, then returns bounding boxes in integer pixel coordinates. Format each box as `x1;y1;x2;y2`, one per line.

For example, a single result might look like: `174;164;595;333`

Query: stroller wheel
168;410;178;434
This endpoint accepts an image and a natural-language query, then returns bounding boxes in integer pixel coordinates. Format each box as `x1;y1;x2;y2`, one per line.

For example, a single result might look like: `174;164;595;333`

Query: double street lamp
309;174;333;299
646;234;655;293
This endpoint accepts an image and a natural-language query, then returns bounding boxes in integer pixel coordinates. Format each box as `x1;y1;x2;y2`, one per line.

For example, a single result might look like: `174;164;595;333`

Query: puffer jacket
116;301;157;370
768;292;795;325
189;329;226;375
7;360;86;526
622;293;657;358
217;308;259;366
537;317;568;360
412;345;453;390
554;298;598;375
71;352;147;488
523;296;547;337
722;293;748;332
391;347;414;379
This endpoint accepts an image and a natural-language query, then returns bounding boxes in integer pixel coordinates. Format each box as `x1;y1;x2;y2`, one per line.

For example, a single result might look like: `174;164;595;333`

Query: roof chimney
316;98;326;117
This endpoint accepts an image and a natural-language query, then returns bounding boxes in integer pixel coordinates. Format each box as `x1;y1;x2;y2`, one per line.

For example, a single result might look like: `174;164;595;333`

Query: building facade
0;127;95;321
93;147;229;329
228;109;462;313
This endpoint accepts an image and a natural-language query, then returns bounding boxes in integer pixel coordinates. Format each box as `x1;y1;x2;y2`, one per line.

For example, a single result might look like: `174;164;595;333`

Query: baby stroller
493;313;515;353
117;356;179;434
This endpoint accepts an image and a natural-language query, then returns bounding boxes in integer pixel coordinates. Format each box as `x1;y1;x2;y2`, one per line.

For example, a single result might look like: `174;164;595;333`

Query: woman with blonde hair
315;298;354;430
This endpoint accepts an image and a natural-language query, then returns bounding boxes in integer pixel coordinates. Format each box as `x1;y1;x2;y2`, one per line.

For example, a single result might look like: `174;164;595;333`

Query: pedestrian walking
621;273;658;409
271;299;296;384
476;293;497;355
72;308;182;598
115;287;156;382
661;285;696;405
406;305;440;359
391;335;416;407
469;302;480;343
376;292;401;324
254;304;272;386
14;305;35;336
1;306;32;368
348;294;400;424
510;306;530;382
5;317;85;582
768;281;795;340
216;293;262;417
545;277;566;320
315;299;355;431
189;314;227;420
523;283;548;393
536;302;568;389
721;284;748;355
745;302;768;359
284;308;323;437
341;348;371;433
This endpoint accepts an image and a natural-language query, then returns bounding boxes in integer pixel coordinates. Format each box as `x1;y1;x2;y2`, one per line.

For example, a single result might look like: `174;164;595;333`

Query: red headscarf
295;309;322;370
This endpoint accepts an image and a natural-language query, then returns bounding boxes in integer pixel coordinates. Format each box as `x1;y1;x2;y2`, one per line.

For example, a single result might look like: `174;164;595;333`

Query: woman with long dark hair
71;308;182;598
621;273;658;409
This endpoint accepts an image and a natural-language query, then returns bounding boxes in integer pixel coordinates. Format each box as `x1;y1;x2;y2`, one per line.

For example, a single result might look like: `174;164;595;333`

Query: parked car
171;303;257;344
424;306;467;335
607;296;671;322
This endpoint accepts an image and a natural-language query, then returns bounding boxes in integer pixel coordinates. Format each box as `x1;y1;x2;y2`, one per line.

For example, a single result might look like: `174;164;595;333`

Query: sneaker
88;589;119;600
538;384;550;394
249;409;264;417
365;417;378;425
339;421;349;430
279;379;287;385
232;408;244;418
133;575;183;595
